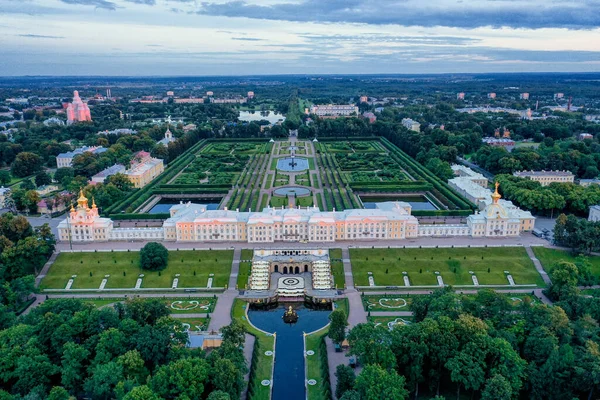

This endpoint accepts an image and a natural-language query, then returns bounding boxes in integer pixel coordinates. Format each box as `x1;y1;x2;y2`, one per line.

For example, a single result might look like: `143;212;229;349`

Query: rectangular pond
239;111;286;124
148;198;222;214
361;195;438;211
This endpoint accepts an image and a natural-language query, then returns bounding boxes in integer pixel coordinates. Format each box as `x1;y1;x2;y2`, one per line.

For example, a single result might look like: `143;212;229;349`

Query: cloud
196;0;600;30
231;37;265;41
17;34;65;39
59;0;118;11
298;33;480;46
124;0;156;5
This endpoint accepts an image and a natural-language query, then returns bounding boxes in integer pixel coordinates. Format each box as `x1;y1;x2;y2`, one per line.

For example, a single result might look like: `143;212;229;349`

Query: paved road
526;245;552;285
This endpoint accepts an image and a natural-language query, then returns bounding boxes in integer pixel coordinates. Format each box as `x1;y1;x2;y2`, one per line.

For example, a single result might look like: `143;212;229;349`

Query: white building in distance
402;118;421;132
308;105;358;118
589;206;600;222
56;146;107;168
513;170;575;186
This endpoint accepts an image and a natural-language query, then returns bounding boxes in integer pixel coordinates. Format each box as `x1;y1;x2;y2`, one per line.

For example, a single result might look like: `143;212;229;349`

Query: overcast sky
1;0;600;75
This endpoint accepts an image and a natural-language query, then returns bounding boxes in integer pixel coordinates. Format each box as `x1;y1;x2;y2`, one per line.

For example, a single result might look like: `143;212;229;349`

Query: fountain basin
276;157;309;172
273;187;311;197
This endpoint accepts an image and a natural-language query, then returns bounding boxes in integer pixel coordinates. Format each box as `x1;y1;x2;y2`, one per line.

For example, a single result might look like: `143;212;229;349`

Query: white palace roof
164;201;417;226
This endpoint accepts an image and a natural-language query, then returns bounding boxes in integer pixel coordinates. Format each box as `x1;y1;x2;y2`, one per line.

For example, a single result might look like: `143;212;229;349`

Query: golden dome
77;189;88;208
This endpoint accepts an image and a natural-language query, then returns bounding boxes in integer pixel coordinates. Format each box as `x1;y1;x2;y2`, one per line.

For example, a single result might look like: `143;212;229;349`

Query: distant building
554;93;564;99
174;98;204;104
362;112;377;123
124;151;164;188
206;91;214;97
100;128;137;135
166;91;174;97
359;96;368;103
36;185;59;196
579;179;600;187
66;91;92;125
457;92;465;100
0;187;10;208
183;124;197;133
513;170;575;186
247;91;255;99
589;205;600;222
401;118;420;132
91;164;126;184
579;133;593;140
451;165;488;188
211;97;246;104
56;146;107;168
487;93;496;99
374;107;385;113
43;117;65;126
157;126;176;146
308;105;358;118
482;137;515;152
520;93;530;100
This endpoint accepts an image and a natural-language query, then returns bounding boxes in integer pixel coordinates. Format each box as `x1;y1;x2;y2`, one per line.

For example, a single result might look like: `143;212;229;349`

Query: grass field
532;247;600;276
238;249;254;289
350;247;544;287
178;317;210;331
329;249;345;289
367;315;413;327
165;297;216;313
232;299;274;400
362;295;413;311
305;327;329;400
41;250;233;290
82;298;126;308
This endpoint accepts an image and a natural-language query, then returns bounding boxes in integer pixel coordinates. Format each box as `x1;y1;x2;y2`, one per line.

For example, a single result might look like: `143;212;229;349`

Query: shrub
140;242;169;271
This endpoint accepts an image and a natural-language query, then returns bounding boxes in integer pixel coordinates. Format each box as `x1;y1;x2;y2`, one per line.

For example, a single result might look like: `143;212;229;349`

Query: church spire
77;189;88;208
492;182;501;204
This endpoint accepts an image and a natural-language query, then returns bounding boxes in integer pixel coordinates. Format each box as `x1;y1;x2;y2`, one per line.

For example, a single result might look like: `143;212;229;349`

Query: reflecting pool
248;305;330;400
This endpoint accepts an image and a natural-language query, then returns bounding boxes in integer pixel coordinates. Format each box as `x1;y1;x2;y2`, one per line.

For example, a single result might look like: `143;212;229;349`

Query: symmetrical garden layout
100;136;476;220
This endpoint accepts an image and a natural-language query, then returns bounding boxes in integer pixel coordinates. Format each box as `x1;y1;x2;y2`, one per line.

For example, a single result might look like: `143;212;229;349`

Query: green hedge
110;213;170;220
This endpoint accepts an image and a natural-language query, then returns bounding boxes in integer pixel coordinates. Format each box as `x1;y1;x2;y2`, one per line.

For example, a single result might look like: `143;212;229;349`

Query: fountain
282;306;299;324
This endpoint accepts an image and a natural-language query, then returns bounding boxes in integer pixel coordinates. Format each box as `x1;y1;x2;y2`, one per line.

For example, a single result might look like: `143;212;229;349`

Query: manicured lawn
329;249;345;289
232;300;274;400
305;328;329;400
297;196;314;207
178;317;210;331
238;249;254;289
533;247;600;276
265;174;273;189
362;295;413;311
41;250;233;290
270;196;288;208
165;297;216;313
367;315;413;327
350;247;544;287
308;158;315;170
82;298;126;308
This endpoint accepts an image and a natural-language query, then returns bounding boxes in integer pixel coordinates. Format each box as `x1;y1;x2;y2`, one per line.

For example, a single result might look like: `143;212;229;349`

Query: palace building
58;184;535;243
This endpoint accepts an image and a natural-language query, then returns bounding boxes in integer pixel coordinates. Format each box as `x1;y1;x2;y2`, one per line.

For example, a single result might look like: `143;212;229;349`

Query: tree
54;168;74;186
23;190;41;214
83;361;124;400
328;309;348;344
20;178;35;191
47;386;71;400
61;342;90;395
150;358;210;399
35;171;51;187
339;390;361;400
481;375;512;400
425;158;454;181
139;242;169;271
11;152;43;178
122;385;161;400
354;364;408;400
210;358;243;399
106;173;133;192
0;171;10;186
335;365;356;399
207;390;231;400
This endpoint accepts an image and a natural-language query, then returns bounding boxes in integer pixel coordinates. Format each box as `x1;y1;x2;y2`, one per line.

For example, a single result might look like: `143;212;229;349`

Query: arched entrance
304;265;308;272
295;266;300;274
274;265;279;273
283;266;288;274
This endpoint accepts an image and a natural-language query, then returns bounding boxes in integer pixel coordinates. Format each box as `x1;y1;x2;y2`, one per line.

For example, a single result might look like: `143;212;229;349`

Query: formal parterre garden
173;154;248;185
350;247;545;287
40;250;233;290
315;138;475;216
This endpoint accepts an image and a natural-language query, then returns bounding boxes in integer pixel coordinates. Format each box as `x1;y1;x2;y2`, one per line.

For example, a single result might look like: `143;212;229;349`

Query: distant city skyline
1;0;600;76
